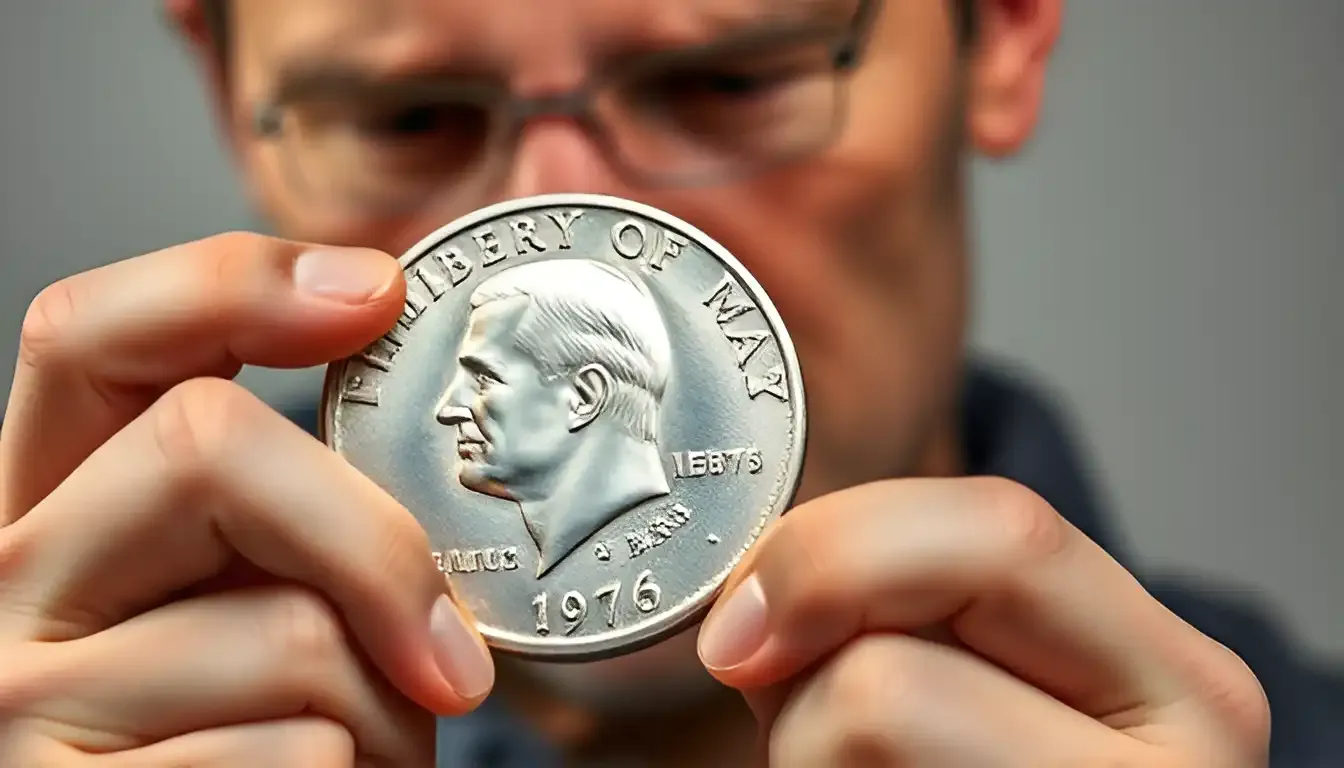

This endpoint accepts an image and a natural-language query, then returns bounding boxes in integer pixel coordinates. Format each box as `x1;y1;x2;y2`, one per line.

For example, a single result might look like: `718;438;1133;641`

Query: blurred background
0;2;1340;658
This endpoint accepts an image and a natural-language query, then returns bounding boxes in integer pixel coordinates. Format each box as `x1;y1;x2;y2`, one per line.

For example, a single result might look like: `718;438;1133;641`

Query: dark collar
959;359;1129;566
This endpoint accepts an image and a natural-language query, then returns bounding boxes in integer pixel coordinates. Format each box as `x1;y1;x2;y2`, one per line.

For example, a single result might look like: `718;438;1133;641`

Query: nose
436;377;474;426
501;120;630;200
437;403;474;427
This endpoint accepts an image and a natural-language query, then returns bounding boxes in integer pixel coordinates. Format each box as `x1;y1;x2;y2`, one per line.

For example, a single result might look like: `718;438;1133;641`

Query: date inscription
532;570;662;636
670;448;764;479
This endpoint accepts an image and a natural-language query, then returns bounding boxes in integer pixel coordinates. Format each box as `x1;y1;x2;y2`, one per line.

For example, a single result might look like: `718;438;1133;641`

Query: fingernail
699;574;769;670
429;594;494;700
293;248;396;303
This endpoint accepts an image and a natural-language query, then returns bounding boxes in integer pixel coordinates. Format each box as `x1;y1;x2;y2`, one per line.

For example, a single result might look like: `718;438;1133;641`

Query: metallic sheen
321;194;805;661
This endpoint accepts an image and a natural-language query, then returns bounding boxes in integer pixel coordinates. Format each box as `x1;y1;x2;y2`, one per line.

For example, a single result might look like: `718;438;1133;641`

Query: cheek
479;387;505;425
255;188;444;254
490;385;568;452
238;126;451;251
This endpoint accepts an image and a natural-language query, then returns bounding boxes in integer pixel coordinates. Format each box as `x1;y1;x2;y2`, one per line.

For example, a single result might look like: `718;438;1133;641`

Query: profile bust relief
436;259;674;577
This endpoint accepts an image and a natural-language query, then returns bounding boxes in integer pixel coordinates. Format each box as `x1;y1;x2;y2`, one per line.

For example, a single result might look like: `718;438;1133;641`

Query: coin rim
319;193;807;661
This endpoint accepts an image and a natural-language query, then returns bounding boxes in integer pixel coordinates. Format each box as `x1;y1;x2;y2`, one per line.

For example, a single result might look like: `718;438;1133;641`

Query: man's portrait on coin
436;259;674;577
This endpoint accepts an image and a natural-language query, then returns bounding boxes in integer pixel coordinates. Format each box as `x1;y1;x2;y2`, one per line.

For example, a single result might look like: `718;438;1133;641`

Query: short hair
468;260;672;444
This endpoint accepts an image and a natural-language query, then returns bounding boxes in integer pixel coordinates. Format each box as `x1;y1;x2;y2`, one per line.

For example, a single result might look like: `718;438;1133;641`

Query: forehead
462;296;529;351
232;0;854;90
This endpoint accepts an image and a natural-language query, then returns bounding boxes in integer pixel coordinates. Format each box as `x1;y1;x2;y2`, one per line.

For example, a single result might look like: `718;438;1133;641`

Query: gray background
1;2;1340;657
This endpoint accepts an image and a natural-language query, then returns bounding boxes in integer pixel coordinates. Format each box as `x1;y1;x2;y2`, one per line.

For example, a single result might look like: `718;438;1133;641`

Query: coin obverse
321;194;806;661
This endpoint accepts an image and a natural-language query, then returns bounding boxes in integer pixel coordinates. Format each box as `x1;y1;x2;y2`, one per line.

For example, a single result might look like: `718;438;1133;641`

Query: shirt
259;361;1344;766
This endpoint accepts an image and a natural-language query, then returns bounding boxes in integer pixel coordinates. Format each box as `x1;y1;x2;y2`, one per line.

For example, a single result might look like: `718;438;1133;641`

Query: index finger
697;478;1257;726
0;231;405;524
3;379;493;715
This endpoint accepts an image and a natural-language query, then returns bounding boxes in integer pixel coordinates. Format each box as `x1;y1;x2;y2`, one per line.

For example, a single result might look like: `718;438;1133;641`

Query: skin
0;1;1271;766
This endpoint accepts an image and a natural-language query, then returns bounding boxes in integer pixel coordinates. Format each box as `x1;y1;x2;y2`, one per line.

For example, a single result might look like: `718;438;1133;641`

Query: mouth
455;423;489;460
457;439;487;460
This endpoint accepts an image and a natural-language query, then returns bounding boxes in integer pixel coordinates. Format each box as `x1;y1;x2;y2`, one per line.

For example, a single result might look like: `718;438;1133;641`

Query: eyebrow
601;0;859;68
458;354;504;381
272;59;500;105
758;0;859;26
697;0;859;40
269;0;863;103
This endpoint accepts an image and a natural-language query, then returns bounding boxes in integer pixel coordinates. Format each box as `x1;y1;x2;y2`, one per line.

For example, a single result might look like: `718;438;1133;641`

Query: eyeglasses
253;0;881;219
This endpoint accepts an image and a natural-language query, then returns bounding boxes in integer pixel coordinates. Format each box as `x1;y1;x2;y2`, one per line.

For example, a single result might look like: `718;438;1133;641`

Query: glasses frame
253;0;881;208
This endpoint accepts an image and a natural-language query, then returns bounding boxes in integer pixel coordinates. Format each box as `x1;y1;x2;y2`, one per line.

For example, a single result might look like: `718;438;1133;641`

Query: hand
697;478;1271;767
0;233;496;766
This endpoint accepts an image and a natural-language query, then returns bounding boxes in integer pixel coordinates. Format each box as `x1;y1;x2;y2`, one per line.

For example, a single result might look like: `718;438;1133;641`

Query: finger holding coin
0;232;492;766
0;232;407;525
2;377;495;713
696;478;1270;766
11;585;432;764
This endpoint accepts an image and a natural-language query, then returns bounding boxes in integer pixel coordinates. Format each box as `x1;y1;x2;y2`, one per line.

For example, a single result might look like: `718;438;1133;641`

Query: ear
965;0;1064;158
163;0;246;164
569;364;613;432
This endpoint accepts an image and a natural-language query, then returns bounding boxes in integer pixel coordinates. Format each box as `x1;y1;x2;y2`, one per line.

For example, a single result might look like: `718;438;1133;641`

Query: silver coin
320;194;806;661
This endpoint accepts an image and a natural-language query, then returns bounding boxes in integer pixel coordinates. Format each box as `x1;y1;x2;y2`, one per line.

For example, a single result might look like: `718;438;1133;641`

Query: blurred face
177;0;1059;709
437;298;575;502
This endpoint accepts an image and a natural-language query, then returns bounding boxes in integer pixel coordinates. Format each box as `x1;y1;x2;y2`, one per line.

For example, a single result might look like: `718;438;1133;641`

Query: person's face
180;0;1058;516
174;0;1060;711
437;298;575;501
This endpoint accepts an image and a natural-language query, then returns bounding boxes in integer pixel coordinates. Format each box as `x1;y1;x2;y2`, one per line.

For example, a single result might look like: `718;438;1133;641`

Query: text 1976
532;570;662;636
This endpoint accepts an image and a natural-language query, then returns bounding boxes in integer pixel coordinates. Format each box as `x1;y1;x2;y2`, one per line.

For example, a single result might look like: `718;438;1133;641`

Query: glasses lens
597;32;846;183
276;85;503;215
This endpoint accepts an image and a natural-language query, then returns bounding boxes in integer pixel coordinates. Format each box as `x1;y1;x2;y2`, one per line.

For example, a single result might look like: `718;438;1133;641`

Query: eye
654;66;797;104
695;71;773;96
621;40;837;137
346;100;489;144
354;103;457;137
